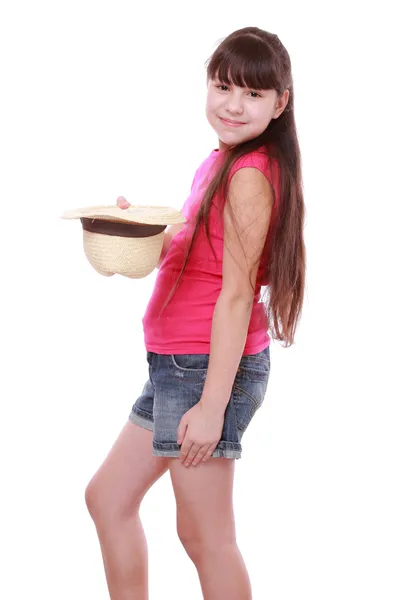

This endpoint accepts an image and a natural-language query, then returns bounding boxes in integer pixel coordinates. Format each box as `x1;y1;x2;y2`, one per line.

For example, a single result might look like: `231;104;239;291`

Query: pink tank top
142;147;280;355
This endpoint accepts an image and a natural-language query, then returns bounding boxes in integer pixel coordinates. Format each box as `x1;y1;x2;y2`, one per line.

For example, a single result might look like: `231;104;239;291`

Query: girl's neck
217;140;236;152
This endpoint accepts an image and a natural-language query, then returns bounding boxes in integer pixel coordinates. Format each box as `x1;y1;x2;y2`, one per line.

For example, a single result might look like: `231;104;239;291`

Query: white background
1;1;399;599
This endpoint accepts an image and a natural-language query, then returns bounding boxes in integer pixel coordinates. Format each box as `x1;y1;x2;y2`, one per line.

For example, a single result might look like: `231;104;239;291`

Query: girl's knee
177;528;236;564
84;477;102;519
84;476;126;521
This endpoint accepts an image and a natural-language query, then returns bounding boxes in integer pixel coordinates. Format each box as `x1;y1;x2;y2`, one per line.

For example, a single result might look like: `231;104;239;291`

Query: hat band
80;217;167;238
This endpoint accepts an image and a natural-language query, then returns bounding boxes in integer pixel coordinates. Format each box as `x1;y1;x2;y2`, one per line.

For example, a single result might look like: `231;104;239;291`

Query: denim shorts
129;345;271;460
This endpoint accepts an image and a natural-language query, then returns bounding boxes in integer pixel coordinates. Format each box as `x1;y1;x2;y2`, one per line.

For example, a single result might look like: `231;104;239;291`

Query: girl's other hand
116;196;130;209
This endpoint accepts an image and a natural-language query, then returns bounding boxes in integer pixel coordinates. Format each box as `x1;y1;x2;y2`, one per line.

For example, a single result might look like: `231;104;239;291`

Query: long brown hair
160;27;306;348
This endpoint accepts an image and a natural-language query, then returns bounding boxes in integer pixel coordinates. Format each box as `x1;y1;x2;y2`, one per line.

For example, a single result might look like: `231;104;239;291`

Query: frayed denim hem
153;441;241;460
129;409;153;432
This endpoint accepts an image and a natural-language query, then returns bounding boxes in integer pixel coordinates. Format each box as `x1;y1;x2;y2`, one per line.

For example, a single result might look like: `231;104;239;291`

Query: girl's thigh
85;420;169;519
168;457;236;544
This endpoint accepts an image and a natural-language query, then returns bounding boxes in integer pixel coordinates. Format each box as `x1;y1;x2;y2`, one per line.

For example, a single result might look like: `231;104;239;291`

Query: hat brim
61;204;186;225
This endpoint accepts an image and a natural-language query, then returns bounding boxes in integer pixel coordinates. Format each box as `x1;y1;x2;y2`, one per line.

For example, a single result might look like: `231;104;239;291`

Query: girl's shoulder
228;146;276;185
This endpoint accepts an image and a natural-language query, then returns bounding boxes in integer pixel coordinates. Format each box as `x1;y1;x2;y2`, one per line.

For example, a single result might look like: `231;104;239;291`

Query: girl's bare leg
85;420;169;600
169;457;252;600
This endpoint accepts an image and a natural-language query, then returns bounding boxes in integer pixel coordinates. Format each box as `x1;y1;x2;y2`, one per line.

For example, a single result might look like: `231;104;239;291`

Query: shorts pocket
170;354;209;372
170;354;209;383
232;364;270;432
237;348;270;382
237;361;270;382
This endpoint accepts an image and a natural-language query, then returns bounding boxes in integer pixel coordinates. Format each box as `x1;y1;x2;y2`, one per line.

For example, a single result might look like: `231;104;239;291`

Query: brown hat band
81;217;167;238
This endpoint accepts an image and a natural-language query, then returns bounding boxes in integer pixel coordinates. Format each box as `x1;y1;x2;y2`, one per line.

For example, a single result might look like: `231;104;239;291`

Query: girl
85;26;306;600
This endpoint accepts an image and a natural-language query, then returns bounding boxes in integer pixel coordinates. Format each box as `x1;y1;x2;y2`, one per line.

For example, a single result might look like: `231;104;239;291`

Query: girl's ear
274;89;290;118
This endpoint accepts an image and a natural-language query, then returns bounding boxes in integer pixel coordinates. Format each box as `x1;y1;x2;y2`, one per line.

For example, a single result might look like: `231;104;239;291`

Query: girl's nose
225;90;244;115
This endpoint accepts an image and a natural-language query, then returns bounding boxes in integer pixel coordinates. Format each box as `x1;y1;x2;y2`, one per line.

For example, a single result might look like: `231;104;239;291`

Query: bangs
206;36;279;91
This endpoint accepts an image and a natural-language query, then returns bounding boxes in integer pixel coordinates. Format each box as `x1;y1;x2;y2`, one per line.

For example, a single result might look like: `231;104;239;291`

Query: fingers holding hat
116;196;130;209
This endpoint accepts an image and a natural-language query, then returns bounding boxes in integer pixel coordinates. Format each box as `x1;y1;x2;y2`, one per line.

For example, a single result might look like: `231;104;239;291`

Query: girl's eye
216;84;261;98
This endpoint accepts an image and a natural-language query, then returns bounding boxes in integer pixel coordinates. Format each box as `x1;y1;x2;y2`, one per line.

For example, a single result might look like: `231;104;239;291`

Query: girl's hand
177;402;224;467
116;196;130;209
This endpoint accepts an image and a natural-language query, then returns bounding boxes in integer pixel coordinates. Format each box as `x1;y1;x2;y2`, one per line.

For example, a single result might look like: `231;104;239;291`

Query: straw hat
61;204;186;278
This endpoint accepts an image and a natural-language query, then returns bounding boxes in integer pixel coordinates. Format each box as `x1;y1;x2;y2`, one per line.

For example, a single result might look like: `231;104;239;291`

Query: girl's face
206;77;288;151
